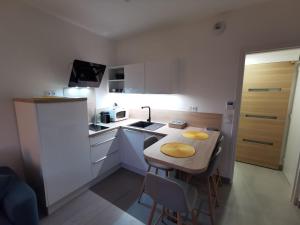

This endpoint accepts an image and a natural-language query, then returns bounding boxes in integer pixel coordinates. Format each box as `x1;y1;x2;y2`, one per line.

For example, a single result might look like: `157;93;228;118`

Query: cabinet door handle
92;151;118;164
123;128;139;133
91;137;116;147
92;156;107;164
243;138;273;146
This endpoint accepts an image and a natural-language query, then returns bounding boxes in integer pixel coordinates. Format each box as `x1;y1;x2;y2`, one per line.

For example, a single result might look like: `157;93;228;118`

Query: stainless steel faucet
141;106;151;123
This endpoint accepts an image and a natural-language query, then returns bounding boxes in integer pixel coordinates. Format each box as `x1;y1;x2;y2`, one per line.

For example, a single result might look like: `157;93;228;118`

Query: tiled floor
41;162;300;225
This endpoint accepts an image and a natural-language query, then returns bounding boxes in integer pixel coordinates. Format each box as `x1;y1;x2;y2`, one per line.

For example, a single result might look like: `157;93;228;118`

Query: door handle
244;114;277;120
243;138;273;146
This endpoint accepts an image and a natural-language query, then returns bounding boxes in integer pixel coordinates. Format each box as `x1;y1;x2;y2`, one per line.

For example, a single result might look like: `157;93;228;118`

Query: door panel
236;61;295;169
284;68;300;186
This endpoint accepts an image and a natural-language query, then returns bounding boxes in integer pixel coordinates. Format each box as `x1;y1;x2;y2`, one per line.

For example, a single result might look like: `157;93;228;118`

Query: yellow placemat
182;131;209;140
160;142;195;158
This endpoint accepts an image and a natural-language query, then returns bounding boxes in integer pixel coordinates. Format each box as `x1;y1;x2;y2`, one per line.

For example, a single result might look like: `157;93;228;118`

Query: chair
144;172;199;225
215;135;224;187
0;167;39;225
138;136;173;203
190;145;223;225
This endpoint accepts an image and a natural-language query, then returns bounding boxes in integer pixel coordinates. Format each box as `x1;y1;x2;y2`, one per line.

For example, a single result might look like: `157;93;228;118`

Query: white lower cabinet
120;128;148;174
15;100;92;210
91;152;120;179
89;129;120;179
89;127;165;178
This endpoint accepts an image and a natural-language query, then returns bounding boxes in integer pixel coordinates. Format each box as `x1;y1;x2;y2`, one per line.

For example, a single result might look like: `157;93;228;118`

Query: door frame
231;44;300;205
289;62;300;206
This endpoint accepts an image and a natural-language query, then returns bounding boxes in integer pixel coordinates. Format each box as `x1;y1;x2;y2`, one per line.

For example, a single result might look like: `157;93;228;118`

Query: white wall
113;0;300;179
284;65;300;186
0;0;115;176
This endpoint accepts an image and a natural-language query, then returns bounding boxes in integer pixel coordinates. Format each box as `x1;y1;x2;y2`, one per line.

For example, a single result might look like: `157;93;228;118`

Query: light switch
226;101;235;111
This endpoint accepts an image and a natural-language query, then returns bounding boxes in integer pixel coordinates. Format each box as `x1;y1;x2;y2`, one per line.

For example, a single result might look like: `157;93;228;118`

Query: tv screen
68;59;106;87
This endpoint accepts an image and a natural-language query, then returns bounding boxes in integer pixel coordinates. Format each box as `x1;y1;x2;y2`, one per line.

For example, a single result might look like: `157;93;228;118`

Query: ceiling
23;0;274;40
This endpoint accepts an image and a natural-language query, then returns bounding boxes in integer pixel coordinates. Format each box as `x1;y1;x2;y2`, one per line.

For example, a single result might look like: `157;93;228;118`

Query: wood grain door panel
236;61;295;169
241;90;291;120
238;117;285;144
236;141;281;169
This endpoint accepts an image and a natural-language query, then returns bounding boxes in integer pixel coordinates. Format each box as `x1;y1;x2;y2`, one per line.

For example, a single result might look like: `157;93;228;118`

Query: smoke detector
213;21;226;35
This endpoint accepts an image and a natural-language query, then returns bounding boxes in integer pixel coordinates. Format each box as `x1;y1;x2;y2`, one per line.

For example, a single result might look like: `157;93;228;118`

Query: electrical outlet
44;90;56;96
189;106;198;112
50;90;56;96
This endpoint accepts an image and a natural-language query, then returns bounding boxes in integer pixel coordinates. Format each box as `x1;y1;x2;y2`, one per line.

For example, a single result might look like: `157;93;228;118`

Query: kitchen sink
129;121;153;128
128;121;165;131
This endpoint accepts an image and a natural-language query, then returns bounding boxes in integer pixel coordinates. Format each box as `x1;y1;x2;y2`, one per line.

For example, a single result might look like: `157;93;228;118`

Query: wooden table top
144;127;220;174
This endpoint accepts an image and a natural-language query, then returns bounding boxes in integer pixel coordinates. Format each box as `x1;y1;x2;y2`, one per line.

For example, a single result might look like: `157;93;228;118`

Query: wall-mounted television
68;59;106;88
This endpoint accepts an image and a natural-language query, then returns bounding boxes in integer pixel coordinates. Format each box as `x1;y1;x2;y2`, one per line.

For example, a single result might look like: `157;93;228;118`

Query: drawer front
89;129;118;146
90;138;118;163
92;152;120;178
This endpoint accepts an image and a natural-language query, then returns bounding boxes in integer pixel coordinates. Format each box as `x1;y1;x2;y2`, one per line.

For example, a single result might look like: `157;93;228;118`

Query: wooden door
236;62;295;169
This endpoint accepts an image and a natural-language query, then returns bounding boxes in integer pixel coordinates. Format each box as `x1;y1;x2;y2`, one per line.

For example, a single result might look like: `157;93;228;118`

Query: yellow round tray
160;142;195;158
182;131;209;140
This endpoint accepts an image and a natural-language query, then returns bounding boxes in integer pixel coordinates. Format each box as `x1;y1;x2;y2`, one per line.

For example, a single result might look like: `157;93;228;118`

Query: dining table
143;127;220;174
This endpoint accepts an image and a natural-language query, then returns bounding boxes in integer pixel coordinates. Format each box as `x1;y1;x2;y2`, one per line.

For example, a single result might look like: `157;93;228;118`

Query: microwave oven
109;107;128;122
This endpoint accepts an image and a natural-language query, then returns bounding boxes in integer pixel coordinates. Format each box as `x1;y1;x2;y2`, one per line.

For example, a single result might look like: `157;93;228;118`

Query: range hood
68;59;106;88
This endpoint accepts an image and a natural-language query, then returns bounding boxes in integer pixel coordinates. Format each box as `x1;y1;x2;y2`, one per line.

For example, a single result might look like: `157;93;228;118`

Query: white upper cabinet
109;59;179;94
145;59;178;94
124;63;145;93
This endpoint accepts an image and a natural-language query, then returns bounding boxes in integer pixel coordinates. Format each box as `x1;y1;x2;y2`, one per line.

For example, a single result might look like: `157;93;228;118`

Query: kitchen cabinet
124;63;145;93
108;59;178;94
120;128;148;174
14;99;92;212
108;67;125;93
89;129;120;178
119;128;165;175
145;59;179;94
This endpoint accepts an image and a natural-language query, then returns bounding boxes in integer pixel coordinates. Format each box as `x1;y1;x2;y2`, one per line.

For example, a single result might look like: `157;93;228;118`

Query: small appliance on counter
168;120;187;129
109;103;128;122
100;111;111;123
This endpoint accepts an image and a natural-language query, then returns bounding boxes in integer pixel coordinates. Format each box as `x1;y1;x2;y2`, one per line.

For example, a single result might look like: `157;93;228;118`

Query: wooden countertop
144;127;220;174
14;97;87;103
